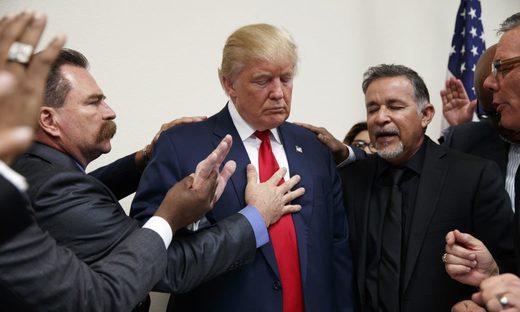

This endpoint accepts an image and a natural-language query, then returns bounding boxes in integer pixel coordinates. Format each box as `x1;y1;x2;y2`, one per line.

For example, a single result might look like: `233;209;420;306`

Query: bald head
474;44;496;113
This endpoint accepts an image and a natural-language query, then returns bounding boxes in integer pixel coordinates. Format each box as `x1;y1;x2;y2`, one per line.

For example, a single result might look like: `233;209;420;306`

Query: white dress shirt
0;160;172;249
228;102;290;181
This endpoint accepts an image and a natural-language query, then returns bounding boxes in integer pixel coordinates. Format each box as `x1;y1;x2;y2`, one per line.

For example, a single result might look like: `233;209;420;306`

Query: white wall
1;1;518;311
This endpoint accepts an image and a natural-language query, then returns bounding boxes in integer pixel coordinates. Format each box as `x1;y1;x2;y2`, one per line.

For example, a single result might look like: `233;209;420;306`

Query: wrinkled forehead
496;26;520;58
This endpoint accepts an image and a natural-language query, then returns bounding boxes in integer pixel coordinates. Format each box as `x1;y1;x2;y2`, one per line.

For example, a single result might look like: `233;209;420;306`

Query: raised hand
440;77;476;126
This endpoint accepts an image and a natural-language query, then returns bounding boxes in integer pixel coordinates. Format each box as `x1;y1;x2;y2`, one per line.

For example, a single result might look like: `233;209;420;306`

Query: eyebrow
86;94;106;101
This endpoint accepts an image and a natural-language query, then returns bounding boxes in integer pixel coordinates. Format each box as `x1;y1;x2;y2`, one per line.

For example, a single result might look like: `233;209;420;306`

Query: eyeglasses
491;55;520;78
352;140;377;153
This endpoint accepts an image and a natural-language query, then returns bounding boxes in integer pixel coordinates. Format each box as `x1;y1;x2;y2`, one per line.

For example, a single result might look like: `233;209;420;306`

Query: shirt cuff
143;216;173;249
239;205;269;248
337;145;357;169
0;160;28;191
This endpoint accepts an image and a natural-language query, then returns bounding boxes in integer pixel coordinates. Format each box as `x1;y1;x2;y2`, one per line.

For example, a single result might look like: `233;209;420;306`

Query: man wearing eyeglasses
443;12;520;312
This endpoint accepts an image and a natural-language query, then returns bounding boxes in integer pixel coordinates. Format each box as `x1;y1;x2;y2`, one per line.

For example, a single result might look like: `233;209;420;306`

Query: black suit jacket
444;119;509;180
12;142;257;295
340;137;515;311
0;174;168;311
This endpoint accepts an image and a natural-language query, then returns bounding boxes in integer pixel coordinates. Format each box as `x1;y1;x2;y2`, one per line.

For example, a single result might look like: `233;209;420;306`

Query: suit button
273;280;282;291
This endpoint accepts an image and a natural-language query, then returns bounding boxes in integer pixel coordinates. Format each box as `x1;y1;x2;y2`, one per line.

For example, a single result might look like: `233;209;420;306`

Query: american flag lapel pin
295;145;303;153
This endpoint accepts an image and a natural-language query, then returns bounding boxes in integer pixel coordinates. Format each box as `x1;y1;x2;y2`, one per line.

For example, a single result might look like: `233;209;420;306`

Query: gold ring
442;253;448;263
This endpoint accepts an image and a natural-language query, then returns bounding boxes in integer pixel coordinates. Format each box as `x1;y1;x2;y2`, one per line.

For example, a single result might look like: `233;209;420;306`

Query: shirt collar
376;137;427;177
227;101;282;144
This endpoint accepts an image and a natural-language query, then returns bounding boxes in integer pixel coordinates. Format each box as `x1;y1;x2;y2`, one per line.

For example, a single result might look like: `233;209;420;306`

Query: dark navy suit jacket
131;105;354;312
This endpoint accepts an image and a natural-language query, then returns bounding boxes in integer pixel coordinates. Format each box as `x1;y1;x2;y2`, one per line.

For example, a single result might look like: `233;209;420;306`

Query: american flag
447;0;486;104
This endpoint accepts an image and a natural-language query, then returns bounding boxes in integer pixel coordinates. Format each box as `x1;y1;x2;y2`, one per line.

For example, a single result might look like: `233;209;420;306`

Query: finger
445;230;456;245
202;170;218;194
281;174;301;192
468;100;478;111
195;136;232;180
295;122;321;134
246;164;258;184
0;126;34;164
472;292;485;306
282;187;305;204
213;135;233;166
444;252;477;268
267;167;287;185
0;12;33;61
445;263;473;276
6;12;46;75
220;160;236;184
446;242;478;260
27;34;66;87
282;204;302;215
194;150;218;180
160;116;207;131
454;230;483;249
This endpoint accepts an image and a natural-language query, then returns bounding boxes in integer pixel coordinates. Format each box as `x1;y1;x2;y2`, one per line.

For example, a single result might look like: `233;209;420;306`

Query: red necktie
255;130;304;312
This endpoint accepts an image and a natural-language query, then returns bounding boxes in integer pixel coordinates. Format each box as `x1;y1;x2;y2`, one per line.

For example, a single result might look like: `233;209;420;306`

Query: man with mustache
12;48;305;311
340;64;514;311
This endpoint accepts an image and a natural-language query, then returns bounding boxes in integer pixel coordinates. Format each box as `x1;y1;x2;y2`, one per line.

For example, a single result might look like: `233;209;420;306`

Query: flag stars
472;64;476;72
460;62;466;73
470;27;478;38
468;7;477;19
461;45;465;55
450;45;456;55
471;45;479;56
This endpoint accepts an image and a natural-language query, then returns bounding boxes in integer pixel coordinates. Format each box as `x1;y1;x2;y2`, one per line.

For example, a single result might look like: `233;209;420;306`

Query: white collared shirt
506;143;520;212
227;102;290;181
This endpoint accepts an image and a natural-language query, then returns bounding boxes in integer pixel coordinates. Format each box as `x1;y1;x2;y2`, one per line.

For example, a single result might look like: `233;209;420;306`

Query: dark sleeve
329;154;354;312
154;213;257;293
0;176;167;312
89;153;141;200
472;161;516;274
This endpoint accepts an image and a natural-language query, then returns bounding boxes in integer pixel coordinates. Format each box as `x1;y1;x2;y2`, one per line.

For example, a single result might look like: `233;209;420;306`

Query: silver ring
442;253;448;263
7;41;33;64
498;295;509;308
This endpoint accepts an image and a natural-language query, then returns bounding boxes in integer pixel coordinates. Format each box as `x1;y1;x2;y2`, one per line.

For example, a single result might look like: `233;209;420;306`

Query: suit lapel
402;139;448;292
278;123;312;285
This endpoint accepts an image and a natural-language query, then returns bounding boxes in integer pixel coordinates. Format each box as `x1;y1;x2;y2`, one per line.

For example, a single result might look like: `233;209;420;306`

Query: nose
483;72;499;94
269;78;284;100
102;100;116;120
373;106;391;125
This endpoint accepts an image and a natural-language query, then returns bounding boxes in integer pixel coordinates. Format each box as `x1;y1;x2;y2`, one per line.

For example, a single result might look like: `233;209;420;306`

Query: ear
420;103;435;128
221;76;237;99
39;107;60;137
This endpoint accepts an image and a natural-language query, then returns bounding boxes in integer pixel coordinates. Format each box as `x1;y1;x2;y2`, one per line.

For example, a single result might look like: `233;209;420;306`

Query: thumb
246;164;258;184
453;229;481;248
468;99;478;112
0;127;34;165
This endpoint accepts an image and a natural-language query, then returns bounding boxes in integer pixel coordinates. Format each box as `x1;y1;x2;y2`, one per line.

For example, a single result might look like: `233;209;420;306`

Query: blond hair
218;23;298;90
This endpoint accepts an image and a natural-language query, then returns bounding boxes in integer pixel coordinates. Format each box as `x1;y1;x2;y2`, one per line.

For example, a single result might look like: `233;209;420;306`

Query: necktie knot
254;130;271;143
388;167;405;186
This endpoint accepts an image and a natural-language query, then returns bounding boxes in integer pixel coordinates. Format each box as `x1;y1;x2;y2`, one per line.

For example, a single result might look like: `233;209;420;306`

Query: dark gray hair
498;12;520;35
44;48;89;108
362;64;430;113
